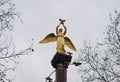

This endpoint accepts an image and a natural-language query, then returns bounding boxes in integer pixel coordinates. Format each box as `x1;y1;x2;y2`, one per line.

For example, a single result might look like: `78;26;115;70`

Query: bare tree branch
77;10;120;82
0;0;34;82
0;0;21;36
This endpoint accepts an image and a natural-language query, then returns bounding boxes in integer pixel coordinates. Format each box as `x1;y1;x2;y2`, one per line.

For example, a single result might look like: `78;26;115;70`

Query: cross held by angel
39;19;76;54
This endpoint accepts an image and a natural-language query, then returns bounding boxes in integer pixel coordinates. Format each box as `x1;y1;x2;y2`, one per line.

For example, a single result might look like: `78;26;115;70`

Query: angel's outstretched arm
62;24;67;35
56;24;61;35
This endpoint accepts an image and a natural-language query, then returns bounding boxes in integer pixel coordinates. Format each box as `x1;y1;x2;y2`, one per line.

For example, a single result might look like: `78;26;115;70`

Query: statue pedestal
56;67;67;82
51;52;72;82
51;52;72;69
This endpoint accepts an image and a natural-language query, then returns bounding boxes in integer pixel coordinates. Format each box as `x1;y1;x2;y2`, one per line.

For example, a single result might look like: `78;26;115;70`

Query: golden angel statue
39;19;76;54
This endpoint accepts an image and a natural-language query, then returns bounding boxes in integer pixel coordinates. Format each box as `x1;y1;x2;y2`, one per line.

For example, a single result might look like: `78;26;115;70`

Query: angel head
58;28;63;33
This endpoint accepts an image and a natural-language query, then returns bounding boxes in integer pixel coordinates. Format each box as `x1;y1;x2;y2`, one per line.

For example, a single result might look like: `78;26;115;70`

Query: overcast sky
10;0;120;82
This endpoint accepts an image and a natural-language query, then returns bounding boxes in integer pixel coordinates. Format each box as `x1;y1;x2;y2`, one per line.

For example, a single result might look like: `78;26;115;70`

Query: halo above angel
39;19;76;54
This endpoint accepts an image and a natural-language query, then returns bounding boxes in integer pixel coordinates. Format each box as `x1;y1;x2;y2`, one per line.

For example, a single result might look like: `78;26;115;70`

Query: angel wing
64;37;77;51
39;33;57;43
